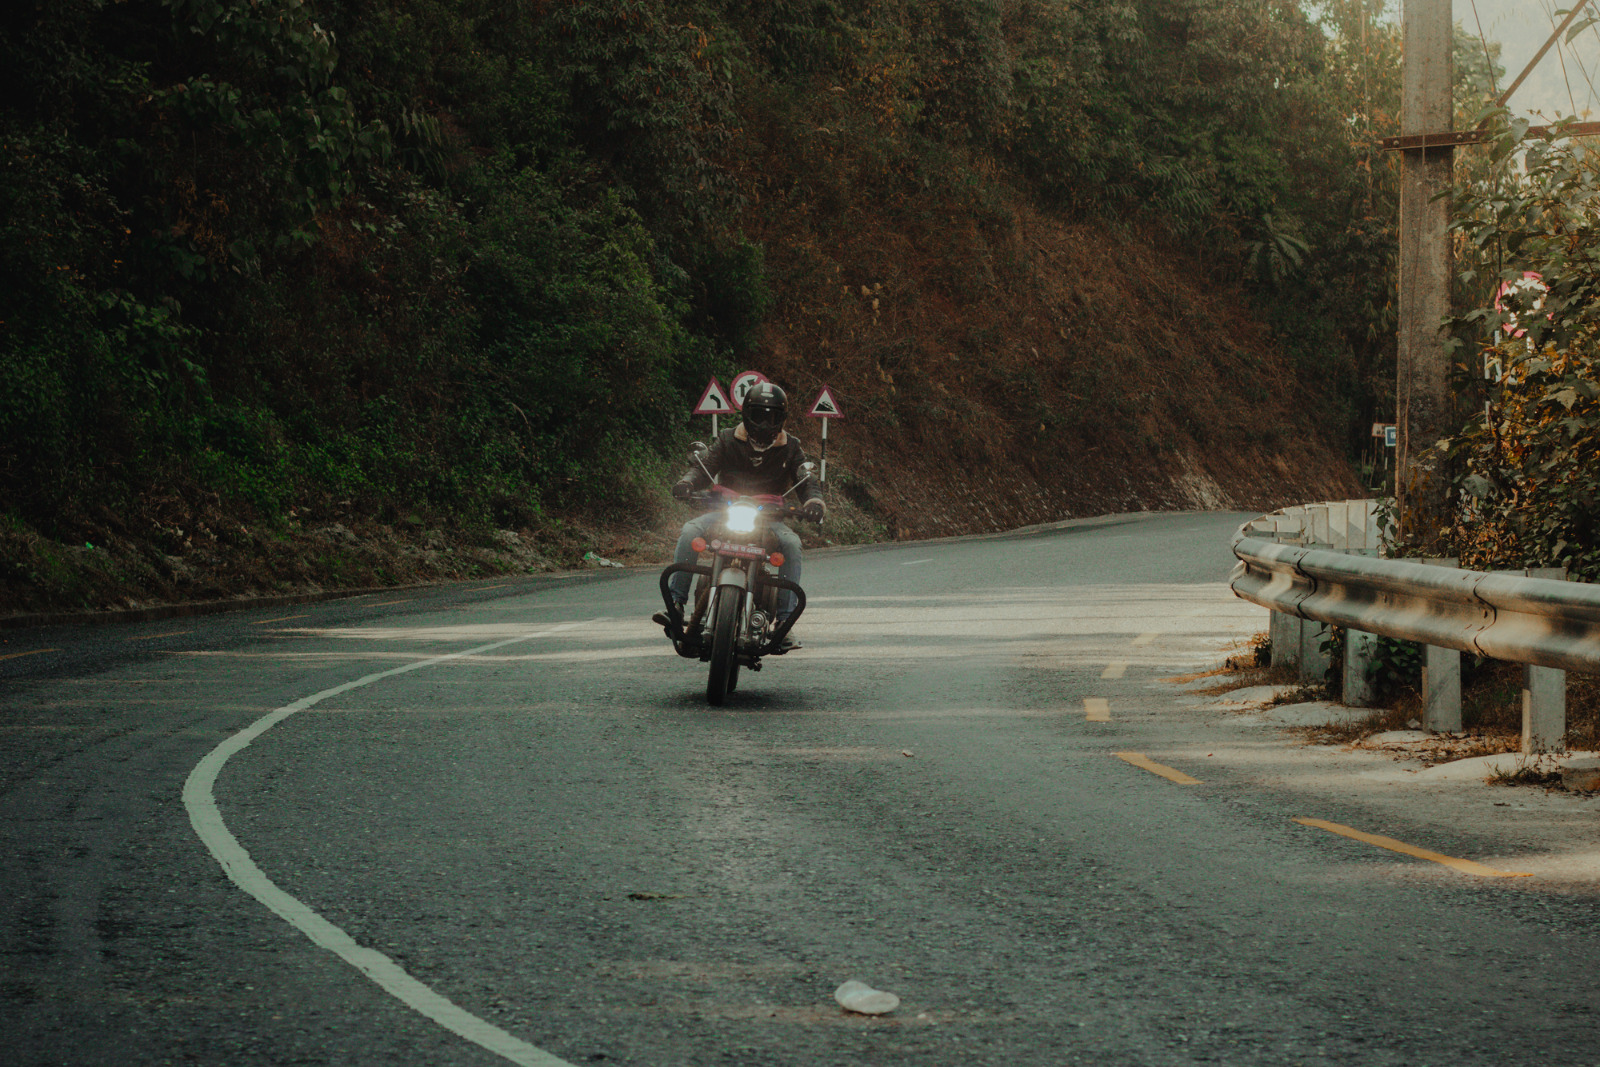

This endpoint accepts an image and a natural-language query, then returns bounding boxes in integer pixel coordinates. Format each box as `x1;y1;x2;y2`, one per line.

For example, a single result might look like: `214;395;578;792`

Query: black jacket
680;425;820;503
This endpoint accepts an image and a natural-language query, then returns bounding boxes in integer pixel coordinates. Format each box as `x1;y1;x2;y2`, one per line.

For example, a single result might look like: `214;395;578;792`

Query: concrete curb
0;580;450;630
0;569;632;631
808;510;1176;558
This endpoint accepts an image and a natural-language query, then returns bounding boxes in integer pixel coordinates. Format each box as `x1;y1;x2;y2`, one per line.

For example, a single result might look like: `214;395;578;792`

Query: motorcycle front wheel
707;585;743;705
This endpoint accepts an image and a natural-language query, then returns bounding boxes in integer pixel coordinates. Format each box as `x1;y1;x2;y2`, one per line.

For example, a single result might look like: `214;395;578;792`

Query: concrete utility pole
1395;0;1454;547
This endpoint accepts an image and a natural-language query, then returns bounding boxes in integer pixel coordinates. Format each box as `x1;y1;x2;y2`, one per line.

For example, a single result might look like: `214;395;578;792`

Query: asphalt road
4;511;1600;1066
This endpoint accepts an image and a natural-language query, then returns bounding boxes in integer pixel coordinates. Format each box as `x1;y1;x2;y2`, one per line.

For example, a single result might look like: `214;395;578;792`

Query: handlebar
685;491;821;524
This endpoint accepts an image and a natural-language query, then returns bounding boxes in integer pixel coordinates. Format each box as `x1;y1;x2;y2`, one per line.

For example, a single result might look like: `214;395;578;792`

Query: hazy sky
1455;0;1600;120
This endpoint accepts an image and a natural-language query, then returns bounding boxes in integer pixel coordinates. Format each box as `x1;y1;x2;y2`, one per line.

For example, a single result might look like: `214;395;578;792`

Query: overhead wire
1489;0;1595;115
1536;0;1596;117
1571;0;1600;117
1590;18;1600;117
1467;0;1501;100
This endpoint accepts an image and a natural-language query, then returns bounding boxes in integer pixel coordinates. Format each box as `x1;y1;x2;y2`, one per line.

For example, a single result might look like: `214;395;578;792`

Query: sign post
806;384;844;485
693;377;734;438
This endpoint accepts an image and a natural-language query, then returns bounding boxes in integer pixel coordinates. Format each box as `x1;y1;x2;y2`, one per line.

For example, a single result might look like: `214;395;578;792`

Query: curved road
4;511;1599;1065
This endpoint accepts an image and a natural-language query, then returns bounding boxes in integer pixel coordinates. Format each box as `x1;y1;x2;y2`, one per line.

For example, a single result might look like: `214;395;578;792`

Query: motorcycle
658;444;816;705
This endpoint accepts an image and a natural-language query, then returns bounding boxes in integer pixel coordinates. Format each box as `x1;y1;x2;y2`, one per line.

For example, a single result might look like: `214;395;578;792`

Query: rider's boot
773;614;802;652
652;596;686;630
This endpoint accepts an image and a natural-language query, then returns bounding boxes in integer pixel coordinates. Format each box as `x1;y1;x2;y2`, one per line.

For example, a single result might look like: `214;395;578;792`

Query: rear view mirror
687;442;708;464
798;462;816;481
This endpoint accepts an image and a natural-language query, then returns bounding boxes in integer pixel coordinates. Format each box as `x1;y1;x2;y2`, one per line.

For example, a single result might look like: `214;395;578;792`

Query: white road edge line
183;621;598;1067
901;558;934;566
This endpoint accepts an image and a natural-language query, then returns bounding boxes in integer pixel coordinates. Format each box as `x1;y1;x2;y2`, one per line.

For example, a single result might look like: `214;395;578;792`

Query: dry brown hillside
750;182;1360;541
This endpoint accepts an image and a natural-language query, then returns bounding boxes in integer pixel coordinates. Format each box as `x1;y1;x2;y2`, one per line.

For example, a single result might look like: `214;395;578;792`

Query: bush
1442;120;1600;579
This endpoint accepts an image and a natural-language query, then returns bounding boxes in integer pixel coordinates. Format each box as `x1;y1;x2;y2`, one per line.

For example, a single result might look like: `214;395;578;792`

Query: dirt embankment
755;196;1360;542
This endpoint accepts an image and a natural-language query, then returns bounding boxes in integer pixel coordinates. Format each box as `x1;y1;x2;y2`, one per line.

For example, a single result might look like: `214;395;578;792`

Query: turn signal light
768;552;785;567
691;537;708;553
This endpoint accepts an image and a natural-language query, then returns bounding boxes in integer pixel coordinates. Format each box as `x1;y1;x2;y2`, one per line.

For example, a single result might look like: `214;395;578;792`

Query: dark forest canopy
1;0;1412;548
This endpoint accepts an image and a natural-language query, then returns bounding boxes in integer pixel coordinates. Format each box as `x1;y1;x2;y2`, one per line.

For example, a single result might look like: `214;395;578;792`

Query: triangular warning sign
807;384;844;419
693;377;735;415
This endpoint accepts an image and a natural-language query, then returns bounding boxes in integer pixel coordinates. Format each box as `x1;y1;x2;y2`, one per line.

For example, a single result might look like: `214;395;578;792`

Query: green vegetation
1441;117;1600;580
2;0;733;540
2;0;1417;607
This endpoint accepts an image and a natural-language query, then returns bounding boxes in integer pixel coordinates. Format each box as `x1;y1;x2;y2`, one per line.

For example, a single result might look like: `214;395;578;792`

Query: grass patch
1486;756;1566;789
1301;706;1411;746
1564;673;1600;752
1169;632;1324;702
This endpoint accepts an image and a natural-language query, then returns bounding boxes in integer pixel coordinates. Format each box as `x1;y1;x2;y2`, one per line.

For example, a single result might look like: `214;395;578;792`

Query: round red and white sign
729;370;769;410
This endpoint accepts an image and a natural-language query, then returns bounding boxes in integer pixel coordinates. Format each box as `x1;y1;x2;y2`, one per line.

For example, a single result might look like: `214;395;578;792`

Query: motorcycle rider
655;381;824;650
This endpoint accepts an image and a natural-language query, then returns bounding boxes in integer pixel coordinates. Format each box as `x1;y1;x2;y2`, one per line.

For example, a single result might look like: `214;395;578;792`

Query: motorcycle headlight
726;503;759;533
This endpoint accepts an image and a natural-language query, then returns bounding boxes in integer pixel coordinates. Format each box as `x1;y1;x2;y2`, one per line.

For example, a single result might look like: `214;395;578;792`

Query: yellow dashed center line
126;631;191;642
252;614;309;625
1293;818;1532;878
1131;632;1158;647
0;648;58;662
1101;661;1128;680
368;599;414;607
1084;697;1110;722
1115;752;1200;785
474;584;510;592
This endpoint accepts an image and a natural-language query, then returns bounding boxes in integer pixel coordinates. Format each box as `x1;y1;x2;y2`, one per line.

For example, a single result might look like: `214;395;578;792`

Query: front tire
707;585;743;705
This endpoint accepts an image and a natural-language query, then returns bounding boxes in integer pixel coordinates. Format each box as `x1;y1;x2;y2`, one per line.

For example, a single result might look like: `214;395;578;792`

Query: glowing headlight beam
726;504;760;533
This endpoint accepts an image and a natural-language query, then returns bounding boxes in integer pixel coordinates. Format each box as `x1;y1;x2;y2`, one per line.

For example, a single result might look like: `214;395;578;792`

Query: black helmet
742;381;787;447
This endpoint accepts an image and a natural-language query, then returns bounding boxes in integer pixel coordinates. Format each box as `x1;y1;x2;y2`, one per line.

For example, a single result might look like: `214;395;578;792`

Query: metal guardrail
1231;503;1600;676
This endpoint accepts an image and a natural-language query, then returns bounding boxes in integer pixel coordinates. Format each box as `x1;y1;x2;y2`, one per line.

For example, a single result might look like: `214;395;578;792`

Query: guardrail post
1270;610;1302;670
1420;558;1461;733
1521;567;1568;753
1422;644;1461;732
1300;619;1331;684
1343;628;1378;707
1307;504;1331;548
1522;665;1566;753
1326;502;1351;550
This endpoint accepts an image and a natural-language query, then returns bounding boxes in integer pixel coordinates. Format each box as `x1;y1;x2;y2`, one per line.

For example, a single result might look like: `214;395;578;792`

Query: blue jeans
670;513;802;617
